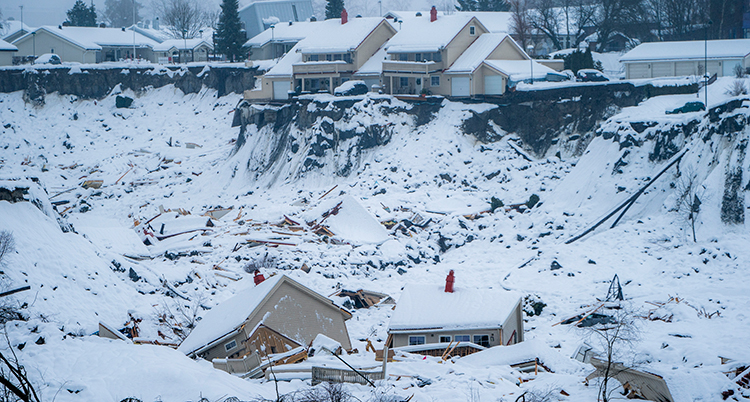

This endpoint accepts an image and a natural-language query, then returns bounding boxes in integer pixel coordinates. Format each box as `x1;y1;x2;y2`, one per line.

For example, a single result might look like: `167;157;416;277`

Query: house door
451;77;470;97
484;75;504;95
273;81;289;100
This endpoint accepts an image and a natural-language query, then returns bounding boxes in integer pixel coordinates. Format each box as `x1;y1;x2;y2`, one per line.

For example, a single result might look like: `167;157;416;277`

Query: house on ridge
387;270;523;356
177;274;352;364
0;39;17;66
153;38;213;63
244;20;318;61
239;0;315;42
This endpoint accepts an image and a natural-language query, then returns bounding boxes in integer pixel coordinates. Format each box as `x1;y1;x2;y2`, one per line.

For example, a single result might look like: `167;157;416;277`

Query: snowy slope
1;75;749;401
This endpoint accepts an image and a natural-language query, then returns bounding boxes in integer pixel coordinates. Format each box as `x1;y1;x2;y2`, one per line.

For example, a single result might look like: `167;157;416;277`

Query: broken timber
0;286;31;298
565;148;688;244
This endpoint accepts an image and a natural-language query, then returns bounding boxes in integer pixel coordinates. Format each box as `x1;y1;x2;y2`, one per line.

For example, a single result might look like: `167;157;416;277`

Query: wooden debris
319;185;338;200
0;286;31;298
205;207;233;220
81;180;103;189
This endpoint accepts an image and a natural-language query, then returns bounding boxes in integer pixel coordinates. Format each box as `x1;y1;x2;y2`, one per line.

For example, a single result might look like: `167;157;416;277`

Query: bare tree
155;290;207;341
581;306;640;402
0;232;14;266
154;0;208;39
510;0;533;50
674;168;706;242
529;0;563;51
0;332;41;402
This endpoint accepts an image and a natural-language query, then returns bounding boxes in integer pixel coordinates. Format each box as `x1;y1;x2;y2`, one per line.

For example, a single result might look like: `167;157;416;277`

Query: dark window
439;335;451;343
469;25;476;36
309;54;318;61
408;336;425;345
454;335;470;342
433;52;442;62
416;78;421;85
399;53;408;61
431;76;440;86
344;53;352;63
415;53;422;61
400;77;409;87
292;5;299;21
333;53;342;61
270;346;277;354
224;340;237;351
473;335;490;347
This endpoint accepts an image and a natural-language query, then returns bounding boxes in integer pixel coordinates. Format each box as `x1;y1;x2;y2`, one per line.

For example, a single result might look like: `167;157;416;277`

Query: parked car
34;53;62;65
577;69;609;82
666;101;705;114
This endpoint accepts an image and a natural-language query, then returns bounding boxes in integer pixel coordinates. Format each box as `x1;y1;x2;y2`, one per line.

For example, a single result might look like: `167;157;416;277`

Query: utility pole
132;0;137;61
19;5;24;31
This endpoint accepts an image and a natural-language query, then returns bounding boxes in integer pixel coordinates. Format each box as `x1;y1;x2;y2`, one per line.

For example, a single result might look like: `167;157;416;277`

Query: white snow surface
0;74;749;401
294;18;387;54
388;284;521;331
620;38;750;62
0;38;17;51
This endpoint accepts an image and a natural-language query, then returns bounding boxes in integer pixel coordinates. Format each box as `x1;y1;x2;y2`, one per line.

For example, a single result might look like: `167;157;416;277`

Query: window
344;53;352;63
399;53;408;61
270;346;277;354
431;76;440;86
439;335;451;343
469;25;476;36
408;336;426;345
309;54;319;62
292;4;299;21
415;53;422;61
400;77;409;87
454;335;470;342
326;54;332;61
433;52;442;62
333;54;342;61
416;78;421;85
224;339;237;351
473;335;490;347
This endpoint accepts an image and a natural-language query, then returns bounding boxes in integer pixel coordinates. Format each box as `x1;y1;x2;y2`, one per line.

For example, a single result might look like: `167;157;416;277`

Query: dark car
666;101;705;114
576;69;609;82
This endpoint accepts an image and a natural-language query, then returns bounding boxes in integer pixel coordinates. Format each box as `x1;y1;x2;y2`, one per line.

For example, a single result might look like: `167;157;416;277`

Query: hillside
0;77;749;402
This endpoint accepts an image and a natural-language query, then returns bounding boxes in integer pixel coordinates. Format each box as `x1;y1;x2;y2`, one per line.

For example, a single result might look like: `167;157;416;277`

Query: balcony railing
293;61;352;75
382;60;442;75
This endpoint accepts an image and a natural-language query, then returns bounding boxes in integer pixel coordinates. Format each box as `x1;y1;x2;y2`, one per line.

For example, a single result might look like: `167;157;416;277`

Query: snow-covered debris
301;195;390;245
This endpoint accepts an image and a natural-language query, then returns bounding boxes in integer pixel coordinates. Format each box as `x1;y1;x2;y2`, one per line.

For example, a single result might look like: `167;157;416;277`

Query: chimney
153;17;160;30
341;8;348;24
254;270;266;285
445;270;455;293
430;6;438;22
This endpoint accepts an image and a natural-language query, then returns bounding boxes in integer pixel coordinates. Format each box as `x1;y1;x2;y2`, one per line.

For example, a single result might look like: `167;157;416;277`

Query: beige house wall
488;39;526;61
244;76;289;100
444;18;488;68
353;21;396;70
0;52;14;66
14;30;96;63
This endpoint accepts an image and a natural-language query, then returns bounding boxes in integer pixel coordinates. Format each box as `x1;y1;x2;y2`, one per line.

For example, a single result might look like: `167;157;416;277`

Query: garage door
723;59;742;77
451;77;470;97
652;62;673;77
484;75;504;95
273;81;289;100
675;61;696;76
627;63;650;79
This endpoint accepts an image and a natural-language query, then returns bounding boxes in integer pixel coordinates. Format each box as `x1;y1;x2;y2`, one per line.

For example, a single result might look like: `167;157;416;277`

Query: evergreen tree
67;0;98;27
456;0;478;11
325;0;344;20
216;0;245;61
477;0;510;11
103;0;141;27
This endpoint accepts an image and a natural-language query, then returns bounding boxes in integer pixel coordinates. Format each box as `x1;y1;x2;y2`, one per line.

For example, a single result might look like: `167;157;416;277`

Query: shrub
725;79;748;97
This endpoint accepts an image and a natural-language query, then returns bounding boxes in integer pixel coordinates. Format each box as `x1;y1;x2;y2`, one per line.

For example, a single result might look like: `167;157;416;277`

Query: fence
311;366;384;386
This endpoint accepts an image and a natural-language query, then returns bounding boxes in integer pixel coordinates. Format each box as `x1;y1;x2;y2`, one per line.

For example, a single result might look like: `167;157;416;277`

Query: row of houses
245;9;566;100
0;24;213;65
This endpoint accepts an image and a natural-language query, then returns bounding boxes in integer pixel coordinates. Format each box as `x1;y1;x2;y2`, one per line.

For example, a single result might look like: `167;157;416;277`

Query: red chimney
430;6;438;22
341;8;348;24
445;270;455;293
254;270;265;285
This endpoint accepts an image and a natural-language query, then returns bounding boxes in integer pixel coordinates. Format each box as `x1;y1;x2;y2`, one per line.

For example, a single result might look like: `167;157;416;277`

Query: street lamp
32;31;36;58
704;20;713;109
527;44;535;84
132;0;136;61
183;29;188;63
271;24;275;58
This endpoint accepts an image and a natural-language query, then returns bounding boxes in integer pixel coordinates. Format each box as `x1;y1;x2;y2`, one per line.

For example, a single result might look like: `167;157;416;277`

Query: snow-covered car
34;53;62;65
576;69;609;82
334;80;368;96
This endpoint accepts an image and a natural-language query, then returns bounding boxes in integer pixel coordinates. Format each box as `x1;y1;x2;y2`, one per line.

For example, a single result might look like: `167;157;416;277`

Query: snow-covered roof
299;195;390;245
388;284;521;332
264;41;303;77
355;45;388;76
295;18;390;54
128;25;173;43
15;26;160;51
446;33;525;73
153;38;213;52
0;20;33;41
620;39;750;63
386;14;481;54
244;20;318;48
0;38;17;52
456;12;512;33
178;275;285;355
482;59;559;81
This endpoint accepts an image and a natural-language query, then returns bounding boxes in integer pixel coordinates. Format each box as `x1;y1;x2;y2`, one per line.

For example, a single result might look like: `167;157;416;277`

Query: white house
0;20;33;43
12;26;159;63
244;20;317;61
620;39;750;79
0;38;17;66
387;271;524;353
153;38;213;63
239;0;314;41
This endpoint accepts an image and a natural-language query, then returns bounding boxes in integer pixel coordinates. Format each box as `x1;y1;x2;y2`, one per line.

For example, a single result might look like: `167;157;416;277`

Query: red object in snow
341;8;348;24
445;269;455;293
430;6;438;22
254;270;265;285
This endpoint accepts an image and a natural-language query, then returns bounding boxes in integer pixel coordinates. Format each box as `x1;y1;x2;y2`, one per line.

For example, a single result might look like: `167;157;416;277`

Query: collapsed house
386;270;523;356
177;274;352;376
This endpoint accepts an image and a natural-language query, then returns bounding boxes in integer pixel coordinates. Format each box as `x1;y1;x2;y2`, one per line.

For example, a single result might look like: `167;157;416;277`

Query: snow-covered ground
0;76;749;401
